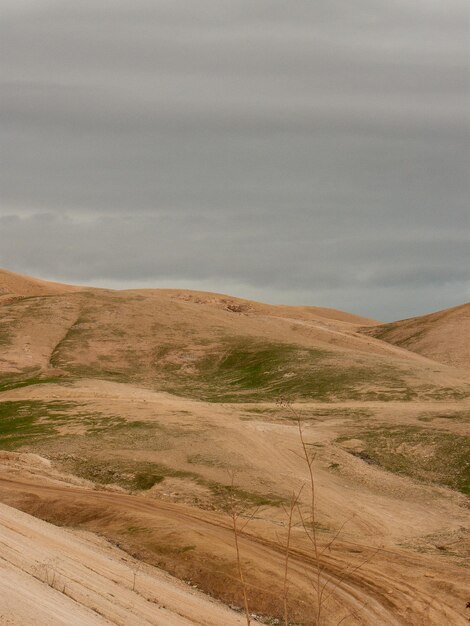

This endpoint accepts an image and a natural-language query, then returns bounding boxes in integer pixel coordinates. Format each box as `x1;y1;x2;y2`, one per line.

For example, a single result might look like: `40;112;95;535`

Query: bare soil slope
0;384;468;625
1;270;468;403
361;303;470;369
0;270;469;625
0;268;80;303
0;498;249;626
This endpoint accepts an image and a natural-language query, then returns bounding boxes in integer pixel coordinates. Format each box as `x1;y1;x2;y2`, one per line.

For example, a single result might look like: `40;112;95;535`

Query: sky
1;1;469;321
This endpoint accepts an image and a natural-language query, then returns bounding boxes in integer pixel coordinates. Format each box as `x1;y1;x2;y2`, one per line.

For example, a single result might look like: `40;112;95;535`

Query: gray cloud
1;0;469;320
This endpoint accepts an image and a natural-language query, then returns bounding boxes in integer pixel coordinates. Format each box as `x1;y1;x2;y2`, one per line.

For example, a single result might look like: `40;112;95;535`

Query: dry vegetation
359;302;470;370
0;269;469;625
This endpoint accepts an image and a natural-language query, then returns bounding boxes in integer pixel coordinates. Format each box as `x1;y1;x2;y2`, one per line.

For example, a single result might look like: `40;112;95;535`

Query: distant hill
0;268;468;401
0;268;80;303
360;303;470;370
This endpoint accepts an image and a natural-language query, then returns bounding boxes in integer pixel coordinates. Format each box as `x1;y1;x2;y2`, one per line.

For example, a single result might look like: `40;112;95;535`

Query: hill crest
361;302;470;369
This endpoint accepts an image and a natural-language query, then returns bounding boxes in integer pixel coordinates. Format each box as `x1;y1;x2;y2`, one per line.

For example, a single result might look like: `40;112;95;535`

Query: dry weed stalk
130;560;142;592
32;558;67;594
280;487;303;626
225;471;263;626
221;398;378;625
277;398;378;626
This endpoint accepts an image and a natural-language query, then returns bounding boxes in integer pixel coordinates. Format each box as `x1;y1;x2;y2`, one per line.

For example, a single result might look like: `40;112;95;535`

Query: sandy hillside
0;270;469;625
0;268;80;303
142;287;379;325
0;269;468;402
0;499;249;626
0;380;468;625
361;303;470;369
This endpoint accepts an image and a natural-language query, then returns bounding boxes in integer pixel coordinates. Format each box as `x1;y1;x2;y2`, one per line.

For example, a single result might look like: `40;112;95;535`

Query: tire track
0;475;466;625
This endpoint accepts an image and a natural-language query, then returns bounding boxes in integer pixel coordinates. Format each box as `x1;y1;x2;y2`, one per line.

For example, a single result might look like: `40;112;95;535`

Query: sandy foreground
0;501;250;626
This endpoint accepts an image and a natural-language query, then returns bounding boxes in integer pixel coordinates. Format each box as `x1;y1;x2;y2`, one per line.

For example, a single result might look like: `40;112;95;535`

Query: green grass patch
417;409;470;423
0;323;14;346
133;472;166;490
0;398;143;449
64;457;194;491
156;338;419;403
62;456;285;506
340;426;470;494
359;322;428;350
187;454;227;468
419;387;470;401
49;316;92;369
0;400;78;449
243;406;374;424
0;370;68;393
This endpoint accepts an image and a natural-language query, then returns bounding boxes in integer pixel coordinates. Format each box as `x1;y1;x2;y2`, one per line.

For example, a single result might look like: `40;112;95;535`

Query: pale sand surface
0;500;249;626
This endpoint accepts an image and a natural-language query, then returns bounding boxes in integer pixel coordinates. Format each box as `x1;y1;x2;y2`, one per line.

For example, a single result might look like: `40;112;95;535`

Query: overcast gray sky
1;0;469;320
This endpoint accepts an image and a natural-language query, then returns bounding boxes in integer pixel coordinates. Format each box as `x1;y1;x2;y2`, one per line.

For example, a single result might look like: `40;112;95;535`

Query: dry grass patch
338;426;470;495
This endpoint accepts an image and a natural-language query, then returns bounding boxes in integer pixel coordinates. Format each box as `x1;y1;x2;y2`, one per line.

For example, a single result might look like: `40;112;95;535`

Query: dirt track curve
0;475;467;626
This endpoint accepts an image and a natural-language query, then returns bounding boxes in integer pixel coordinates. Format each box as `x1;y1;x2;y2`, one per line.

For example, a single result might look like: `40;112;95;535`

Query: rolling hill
0;270;468;402
360;303;470;370
0;268;81;302
0;269;469;625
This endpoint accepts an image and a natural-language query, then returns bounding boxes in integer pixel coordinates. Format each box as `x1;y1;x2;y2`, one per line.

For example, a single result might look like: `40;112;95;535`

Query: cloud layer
1;0;469;319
